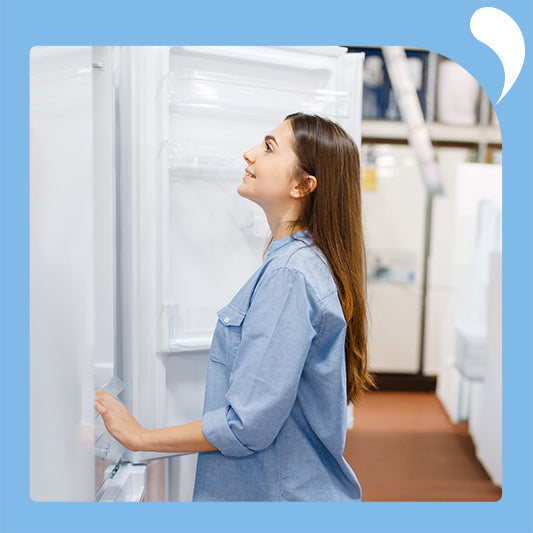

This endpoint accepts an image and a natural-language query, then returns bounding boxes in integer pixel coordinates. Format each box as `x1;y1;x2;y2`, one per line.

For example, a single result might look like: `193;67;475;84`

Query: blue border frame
1;1;531;532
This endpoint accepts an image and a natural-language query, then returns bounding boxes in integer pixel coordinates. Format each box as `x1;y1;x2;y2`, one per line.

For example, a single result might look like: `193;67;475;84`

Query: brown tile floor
343;391;502;501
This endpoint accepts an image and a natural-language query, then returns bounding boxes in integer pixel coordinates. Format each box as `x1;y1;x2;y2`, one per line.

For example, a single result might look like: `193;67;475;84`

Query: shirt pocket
210;304;246;368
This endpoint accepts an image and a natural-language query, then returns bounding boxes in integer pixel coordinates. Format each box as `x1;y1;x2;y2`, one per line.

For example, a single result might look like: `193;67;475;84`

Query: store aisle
344;391;502;501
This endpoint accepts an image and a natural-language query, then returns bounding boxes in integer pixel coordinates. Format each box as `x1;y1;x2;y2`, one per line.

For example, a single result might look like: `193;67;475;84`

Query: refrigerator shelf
167;140;244;171
168;69;352;101
170;46;349;69
166;337;213;352
164;304;215;352
167;69;352;119
167;68;350;94
169;99;351;120
168;166;245;180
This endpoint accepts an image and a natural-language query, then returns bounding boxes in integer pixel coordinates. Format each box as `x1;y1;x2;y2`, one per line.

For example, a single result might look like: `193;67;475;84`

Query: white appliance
361;144;427;373
30;45;364;501
433;162;502;485
435;163;501;420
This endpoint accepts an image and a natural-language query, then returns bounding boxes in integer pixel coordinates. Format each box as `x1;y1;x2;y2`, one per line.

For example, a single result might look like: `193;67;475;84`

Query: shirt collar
266;229;312;255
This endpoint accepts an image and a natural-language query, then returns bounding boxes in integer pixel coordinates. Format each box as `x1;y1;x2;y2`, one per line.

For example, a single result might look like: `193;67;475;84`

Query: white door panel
30;46;96;501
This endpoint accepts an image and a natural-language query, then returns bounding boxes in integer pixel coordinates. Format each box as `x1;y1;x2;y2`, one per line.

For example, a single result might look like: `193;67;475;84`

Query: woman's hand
94;390;146;452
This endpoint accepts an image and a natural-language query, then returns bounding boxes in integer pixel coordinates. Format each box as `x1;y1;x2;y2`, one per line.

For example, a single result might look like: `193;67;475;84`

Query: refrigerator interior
163;46;363;351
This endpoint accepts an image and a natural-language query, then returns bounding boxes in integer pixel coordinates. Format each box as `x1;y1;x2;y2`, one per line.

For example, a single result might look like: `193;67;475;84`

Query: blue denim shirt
192;230;362;501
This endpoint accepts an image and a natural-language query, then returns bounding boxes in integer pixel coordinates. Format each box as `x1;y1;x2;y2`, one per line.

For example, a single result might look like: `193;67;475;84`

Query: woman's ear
306;175;317;194
291;175;317;198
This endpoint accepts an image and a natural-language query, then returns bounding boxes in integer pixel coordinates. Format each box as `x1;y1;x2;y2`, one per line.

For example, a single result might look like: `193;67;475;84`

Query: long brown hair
263;112;375;406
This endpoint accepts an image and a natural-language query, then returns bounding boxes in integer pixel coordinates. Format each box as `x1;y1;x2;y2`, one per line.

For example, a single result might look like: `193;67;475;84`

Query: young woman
94;112;375;502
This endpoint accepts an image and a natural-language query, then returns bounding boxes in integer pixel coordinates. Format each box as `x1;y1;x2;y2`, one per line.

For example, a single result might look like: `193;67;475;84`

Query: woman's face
239;120;301;210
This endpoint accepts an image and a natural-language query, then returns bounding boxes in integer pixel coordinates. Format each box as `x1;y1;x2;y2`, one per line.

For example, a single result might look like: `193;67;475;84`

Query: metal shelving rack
356;48;502;159
362;119;501;147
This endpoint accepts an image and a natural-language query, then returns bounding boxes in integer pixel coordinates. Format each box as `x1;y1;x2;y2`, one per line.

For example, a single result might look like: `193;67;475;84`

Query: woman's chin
237;184;252;200
237;187;263;208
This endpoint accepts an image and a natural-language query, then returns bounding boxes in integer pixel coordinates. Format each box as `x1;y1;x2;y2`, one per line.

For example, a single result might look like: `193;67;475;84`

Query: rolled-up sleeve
202;267;321;457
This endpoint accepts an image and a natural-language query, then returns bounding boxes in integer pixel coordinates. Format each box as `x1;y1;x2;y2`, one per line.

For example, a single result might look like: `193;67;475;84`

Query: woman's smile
243;169;256;179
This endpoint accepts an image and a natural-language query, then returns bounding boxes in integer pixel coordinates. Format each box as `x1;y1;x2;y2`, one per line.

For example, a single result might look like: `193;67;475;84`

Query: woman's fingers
94;390;120;412
94;390;110;413
93;389;146;451
94;399;106;415
94;390;113;404
94;390;122;416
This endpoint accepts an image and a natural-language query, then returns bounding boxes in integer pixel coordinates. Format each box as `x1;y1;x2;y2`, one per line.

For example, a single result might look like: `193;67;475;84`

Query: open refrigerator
30;45;364;501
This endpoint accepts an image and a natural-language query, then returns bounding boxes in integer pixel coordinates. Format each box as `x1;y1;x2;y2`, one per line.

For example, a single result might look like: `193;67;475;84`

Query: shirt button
224;317;229;323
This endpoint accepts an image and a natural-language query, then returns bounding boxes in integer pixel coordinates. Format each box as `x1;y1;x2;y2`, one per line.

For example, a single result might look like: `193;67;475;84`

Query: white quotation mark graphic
470;7;525;103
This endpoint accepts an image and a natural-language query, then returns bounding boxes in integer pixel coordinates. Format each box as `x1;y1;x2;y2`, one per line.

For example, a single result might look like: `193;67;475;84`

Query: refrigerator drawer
96;463;147;502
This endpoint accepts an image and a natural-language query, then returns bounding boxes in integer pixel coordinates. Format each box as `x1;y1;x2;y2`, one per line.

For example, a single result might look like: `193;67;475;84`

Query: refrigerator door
30;46;97;502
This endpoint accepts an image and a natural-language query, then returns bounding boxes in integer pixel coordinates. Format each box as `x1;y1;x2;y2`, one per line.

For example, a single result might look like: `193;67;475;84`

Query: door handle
124;450;194;463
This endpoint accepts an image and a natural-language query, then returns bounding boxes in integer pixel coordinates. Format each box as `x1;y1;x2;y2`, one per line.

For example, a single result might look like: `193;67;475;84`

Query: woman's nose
243;148;254;163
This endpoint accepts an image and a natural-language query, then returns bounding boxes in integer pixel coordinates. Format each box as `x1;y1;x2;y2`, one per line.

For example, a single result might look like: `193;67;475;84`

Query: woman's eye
264;142;272;152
